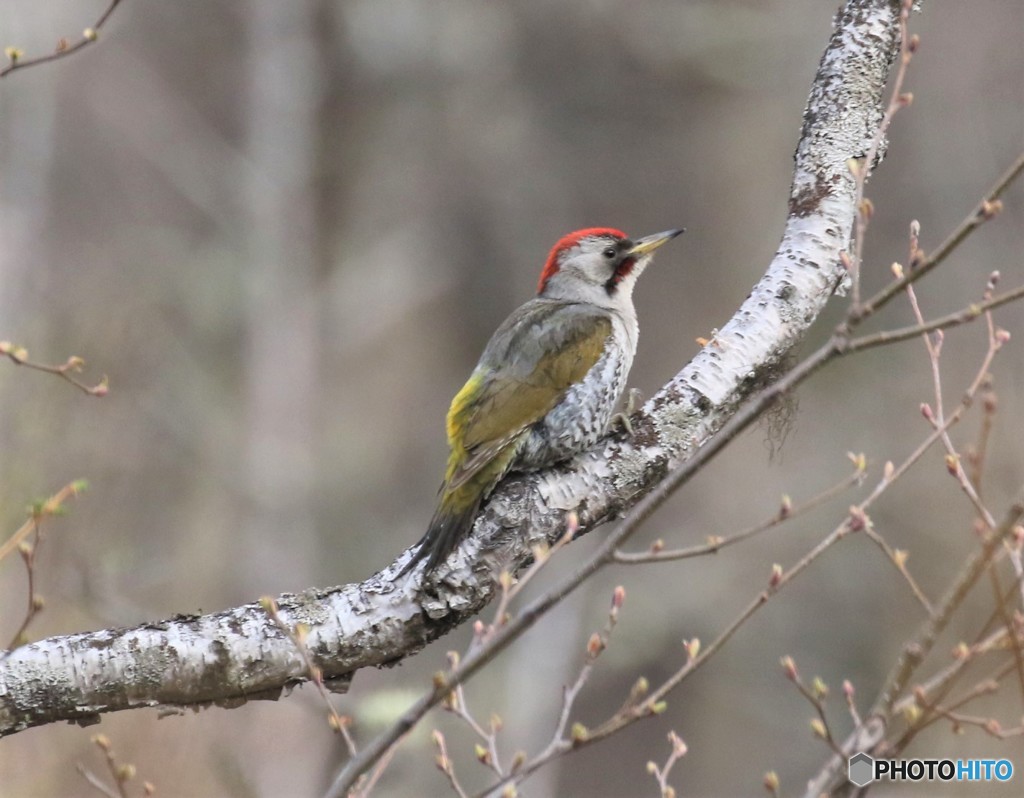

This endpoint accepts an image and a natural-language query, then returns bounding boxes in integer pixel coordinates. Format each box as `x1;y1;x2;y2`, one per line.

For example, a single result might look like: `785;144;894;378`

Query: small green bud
630;676;649;700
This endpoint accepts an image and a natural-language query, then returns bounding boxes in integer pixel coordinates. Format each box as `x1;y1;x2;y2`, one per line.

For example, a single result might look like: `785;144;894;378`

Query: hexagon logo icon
848;752;874;787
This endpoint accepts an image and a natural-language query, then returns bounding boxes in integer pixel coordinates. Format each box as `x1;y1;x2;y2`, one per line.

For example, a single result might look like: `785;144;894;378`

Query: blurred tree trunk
0;12;59;337
241;0;326;593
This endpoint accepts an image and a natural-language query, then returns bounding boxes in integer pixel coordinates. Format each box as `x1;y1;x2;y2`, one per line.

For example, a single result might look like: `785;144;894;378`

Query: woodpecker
402;226;684;576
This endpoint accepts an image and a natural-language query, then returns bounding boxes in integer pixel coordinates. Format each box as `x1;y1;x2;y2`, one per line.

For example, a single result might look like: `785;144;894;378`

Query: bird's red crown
537;227;627;294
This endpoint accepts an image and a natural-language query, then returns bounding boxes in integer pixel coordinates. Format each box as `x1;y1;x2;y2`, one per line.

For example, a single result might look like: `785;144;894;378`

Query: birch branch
0;0;903;739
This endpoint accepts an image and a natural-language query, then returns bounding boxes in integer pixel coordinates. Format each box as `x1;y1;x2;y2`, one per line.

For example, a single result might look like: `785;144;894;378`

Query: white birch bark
0;0;902;738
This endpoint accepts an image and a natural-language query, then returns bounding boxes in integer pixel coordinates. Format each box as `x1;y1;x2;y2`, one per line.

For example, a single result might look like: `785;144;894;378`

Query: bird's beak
627;228;685;258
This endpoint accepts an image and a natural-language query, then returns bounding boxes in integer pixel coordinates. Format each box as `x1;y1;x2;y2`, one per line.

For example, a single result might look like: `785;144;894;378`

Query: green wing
444;303;612;489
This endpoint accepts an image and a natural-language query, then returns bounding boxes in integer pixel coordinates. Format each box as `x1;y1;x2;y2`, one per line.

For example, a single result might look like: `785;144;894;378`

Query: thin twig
905;278;997;530
968;378;997;499
0;0;123;79
352;742;401;798
804;495;1024;797
614;463;865;564
894;652;1015;750
5;516;44;651
907;269;1024;702
646;731;688;797
260;598;356;756
478;514;578;648
494;524;859;795
2;481;89;655
847;0;917;306
0;341;108;396
432;731;470;798
527;588;624;770
0;480;88;564
907;268;1024;707
785;664;846;758
860;525;933;615
983;561;1024;707
76;734;152;798
849;149;1024;324
442;652;504;779
927;707;1024;739
846;281;1024;353
76;764;121;798
871;497;1024;721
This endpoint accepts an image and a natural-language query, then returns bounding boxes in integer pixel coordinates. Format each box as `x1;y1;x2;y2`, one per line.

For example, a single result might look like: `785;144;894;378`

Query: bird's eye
602;247;616;259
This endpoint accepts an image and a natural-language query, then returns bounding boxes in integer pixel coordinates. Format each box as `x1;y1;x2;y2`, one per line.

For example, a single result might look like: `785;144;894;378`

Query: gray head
536;227;684;310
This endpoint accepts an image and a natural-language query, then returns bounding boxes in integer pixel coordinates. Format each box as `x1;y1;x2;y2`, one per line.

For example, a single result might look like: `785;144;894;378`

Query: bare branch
846;279;1024;352
1;1;123;79
613;462;865;564
0;480;88;568
0;341;109;396
76;733;152;798
645;731;688;798
804;496;1024;796
849;149;1024;324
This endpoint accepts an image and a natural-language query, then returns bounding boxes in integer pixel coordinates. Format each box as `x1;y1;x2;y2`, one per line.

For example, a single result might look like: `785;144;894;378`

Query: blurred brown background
1;1;1022;795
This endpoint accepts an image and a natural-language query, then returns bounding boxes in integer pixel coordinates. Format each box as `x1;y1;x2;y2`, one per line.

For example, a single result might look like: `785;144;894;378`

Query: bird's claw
610;388;644;437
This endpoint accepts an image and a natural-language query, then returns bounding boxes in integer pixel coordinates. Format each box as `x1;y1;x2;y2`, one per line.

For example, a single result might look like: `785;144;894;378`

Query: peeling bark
0;0;903;738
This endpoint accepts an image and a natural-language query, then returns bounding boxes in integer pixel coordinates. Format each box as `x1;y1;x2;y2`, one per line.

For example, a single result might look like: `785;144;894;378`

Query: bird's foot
609;388;644;437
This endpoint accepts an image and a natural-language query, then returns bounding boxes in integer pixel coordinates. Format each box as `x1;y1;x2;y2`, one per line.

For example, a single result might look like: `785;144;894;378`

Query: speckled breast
516;316;635;470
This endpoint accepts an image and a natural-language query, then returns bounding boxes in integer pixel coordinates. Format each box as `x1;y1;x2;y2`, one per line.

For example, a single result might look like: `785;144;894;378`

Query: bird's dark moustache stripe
604;256;636;294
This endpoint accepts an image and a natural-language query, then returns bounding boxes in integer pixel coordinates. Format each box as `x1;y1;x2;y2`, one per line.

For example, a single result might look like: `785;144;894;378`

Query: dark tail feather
397;492;483;577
